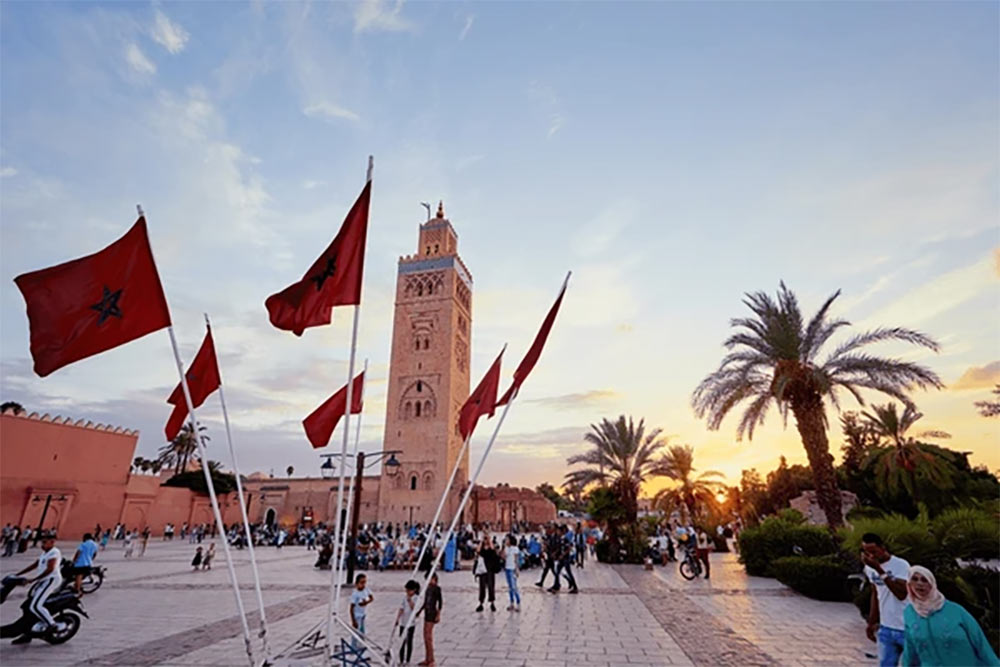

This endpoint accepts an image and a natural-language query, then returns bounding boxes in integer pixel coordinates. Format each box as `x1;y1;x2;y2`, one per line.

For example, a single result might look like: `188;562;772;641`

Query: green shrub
839;513;948;569
738;514;838;576
931;507;1000;559
776;508;806;524
595;539;612;563
771;554;854;601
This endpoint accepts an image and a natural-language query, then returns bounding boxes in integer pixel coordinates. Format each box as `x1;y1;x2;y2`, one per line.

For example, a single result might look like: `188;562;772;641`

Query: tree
692;282;942;528
651;444;724;524
535;483;566;510
133;456;144;473
840;411;882;472
739;469;769;522
0;401;25;414
205;460;224;475
286;465;294;478
565;416;667;549
559;479;587;513
765;456;813;509
159;422;210;474
975;384;1000;418
861;402;956;498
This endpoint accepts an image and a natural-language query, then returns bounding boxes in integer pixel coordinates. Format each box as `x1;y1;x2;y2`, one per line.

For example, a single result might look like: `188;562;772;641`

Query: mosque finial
436;201;445;219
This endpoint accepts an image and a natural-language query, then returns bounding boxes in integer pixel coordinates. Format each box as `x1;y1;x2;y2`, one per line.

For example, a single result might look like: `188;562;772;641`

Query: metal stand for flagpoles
326;156;373;656
207;314;272;664
336;359;368;579
390;391;519;666
167;325;255;667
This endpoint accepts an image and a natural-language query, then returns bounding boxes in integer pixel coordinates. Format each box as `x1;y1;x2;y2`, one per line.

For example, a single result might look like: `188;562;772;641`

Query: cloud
125;43;156;75
994;247;1000;278
528;81;567;140
526;390;618;410
0;166;17;177
494;426;586;459
354;0;413;34
303;102;360;122
302;180;324;190
547;114;565;138
459;15;474;41
952;361;1000;390
151;10;190;55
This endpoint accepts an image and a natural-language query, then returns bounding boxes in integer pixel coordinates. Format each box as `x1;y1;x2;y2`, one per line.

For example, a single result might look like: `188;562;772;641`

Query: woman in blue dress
902;565;1000;666
443;534;457;572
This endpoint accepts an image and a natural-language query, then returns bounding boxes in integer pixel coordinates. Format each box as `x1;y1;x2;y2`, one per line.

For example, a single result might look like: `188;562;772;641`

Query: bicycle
679;544;703;580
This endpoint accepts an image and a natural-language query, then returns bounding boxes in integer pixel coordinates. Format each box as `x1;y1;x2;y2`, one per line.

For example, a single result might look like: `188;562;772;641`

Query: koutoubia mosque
0;205;555;537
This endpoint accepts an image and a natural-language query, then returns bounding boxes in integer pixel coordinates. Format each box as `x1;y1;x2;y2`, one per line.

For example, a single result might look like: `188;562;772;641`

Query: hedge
737;514;838;576
771;555;854;601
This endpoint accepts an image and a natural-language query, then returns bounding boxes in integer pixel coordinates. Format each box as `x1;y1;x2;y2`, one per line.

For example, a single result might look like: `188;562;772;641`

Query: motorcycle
0;576;88;644
58;558;105;594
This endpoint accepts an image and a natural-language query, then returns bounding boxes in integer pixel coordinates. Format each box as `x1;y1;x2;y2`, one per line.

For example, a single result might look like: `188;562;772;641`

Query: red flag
14;217;171;378
164;327;222;441
303;372;365;449
497;274;569;406
459;348;504;441
265;181;370;336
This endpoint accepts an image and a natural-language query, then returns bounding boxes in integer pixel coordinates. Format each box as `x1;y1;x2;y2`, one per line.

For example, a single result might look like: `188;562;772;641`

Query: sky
1;1;998;496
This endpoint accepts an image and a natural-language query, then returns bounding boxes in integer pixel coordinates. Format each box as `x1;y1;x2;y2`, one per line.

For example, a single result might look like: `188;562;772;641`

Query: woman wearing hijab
902;565;1000;666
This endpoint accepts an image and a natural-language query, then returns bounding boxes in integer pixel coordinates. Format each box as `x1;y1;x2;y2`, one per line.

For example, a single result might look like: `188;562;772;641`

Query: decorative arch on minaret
398;380;437;420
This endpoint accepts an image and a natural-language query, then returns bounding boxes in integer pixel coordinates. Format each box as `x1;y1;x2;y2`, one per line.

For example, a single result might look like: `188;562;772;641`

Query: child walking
419;573;442;667
202;543;215;570
191;546;203;570
504;535;522;611
349;573;374;650
395;579;420;664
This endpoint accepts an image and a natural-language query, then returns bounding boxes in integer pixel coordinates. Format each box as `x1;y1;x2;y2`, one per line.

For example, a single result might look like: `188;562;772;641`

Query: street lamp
319;450;401;583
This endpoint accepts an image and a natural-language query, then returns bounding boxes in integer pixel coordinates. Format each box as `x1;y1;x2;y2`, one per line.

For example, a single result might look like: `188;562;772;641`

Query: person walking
575;523;585;568
535;525;559;588
100;529;110;551
696;528;712;579
901;565;1000;666
503;535;522;612
419;573;442;667
140;527;151;557
550;525;578;594
123;530;135;558
11;533;66;643
861;533;910;667
474;538;498;612
2;525;16;557
396;579;420;665
202;543;215;570
191;546;203;570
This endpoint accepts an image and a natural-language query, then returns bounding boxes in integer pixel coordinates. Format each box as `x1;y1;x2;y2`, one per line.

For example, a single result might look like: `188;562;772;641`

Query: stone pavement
0;540;873;666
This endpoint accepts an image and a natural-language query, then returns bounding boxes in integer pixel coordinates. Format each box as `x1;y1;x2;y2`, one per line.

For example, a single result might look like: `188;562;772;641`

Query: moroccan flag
458;347;504;440
14;217;171;378
164;327;222;441
496;273;569;406
303;371;365;449
265;181;370;336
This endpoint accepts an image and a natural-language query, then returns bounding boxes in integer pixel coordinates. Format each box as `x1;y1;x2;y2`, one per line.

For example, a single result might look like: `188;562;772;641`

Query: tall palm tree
692;282;942;528
286;465;295;477
559;479;587;513
565;416;667;543
157;422;210;474
861;403;955;497
652;444;725;525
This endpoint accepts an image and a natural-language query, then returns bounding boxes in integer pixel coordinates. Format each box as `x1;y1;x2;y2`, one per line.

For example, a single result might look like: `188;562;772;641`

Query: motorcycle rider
11;532;66;642
70;533;99;595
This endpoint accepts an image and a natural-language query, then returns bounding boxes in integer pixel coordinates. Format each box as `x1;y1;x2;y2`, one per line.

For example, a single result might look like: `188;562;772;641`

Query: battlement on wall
0;408;139;437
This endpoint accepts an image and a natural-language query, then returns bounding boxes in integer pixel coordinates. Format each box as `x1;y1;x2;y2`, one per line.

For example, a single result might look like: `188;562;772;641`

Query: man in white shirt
13;533;66;641
861;532;910;667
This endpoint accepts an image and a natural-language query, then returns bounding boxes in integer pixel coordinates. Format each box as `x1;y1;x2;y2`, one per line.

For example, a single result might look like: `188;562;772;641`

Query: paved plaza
0;540;872;666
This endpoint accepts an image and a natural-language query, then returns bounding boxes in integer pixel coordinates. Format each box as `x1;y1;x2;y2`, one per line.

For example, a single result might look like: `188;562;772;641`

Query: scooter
58;558;106;594
0;576;88;645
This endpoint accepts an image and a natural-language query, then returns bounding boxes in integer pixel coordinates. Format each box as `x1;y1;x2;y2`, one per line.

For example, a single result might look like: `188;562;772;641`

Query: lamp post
320;450;401;584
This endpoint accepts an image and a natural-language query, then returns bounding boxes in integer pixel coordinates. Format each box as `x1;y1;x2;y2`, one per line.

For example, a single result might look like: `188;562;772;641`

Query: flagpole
167;324;255;667
337;359;368;576
327;156;372;654
208;313;271;663
393;390;519;666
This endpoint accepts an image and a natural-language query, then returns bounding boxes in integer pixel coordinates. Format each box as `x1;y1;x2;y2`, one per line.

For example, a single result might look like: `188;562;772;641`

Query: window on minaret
405;402;412;419
416;381;422;392
434;244;439;254
415;340;420;351
423;338;430;350
424;400;432;417
415;402;422;417
426;246;431;255
410;476;417;491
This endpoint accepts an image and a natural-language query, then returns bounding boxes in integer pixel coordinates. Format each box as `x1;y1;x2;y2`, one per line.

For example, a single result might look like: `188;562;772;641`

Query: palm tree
205;460;224;475
0;401;25;414
975;384;1000;418
861;403;955;497
652;444;725;525
565;416;668;545
559;478;587;513
133;456;144;473
286;465;294;477
692;282;942;528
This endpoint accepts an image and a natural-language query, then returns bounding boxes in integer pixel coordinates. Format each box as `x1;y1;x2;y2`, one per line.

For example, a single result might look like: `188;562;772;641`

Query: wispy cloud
125;43;156;75
151;10;189;55
952;361;1000;390
303;101;360;122
302;180;325;190
354;0;413;34
0;166;17;177
526;390;618;410
528;81;567;140
459;15;474;41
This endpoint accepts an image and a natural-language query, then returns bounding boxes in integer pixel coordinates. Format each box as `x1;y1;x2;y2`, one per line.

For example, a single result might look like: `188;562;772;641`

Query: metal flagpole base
267;615;389;667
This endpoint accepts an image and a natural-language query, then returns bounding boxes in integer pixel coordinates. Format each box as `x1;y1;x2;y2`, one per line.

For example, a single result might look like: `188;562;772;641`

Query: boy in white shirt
12;533;66;642
349;573;374;649
861;532;910;667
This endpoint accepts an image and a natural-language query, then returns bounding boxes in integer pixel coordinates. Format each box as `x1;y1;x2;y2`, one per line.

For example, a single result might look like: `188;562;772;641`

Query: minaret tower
378;202;472;527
